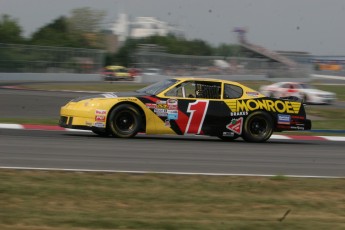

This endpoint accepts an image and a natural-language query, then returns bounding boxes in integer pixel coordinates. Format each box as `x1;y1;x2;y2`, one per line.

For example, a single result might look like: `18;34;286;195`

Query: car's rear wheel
108;104;142;138
242;111;273;143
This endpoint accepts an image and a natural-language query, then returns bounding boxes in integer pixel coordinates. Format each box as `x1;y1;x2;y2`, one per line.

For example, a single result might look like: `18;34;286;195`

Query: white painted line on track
311;74;345;80
270;134;292;140
0;123;23;129
320;136;345;141
0;166;343;179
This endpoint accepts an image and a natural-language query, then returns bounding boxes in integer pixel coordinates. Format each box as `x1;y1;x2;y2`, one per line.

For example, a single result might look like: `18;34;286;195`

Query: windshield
136;79;178;95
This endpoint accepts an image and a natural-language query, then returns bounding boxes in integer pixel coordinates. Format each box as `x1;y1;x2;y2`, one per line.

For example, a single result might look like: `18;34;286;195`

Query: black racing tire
242;111;273;143
108;104;142;138
218;135;239;141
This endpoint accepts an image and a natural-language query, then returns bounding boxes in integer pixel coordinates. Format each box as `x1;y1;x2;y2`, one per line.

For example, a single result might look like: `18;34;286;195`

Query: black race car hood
70;91;148;102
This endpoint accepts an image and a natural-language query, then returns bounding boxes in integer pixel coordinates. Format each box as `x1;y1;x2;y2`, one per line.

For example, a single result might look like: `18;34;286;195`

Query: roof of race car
171;77;242;85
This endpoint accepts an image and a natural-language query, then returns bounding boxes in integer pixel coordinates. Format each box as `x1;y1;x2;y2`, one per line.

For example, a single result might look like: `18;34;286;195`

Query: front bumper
59;115;108;132
59;116;92;130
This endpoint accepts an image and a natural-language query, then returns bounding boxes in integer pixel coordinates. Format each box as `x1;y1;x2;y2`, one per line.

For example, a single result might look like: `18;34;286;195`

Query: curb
1;123;345;142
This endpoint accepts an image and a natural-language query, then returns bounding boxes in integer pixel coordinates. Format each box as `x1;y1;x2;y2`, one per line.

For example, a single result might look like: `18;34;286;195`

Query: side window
223;84;243;99
165;81;196;98
165;81;221;99
195;81;221;99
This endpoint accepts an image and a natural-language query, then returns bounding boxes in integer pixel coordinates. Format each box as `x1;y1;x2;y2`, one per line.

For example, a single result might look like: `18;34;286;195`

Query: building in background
110;13;183;43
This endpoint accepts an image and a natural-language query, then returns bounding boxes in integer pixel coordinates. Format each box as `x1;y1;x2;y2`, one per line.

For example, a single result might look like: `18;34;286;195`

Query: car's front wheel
108;104;142;138
242;111;273;143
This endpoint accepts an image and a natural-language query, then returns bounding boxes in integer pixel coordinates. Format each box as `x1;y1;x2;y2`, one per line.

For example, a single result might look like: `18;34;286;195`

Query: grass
0;169;344;230
0;118;58;125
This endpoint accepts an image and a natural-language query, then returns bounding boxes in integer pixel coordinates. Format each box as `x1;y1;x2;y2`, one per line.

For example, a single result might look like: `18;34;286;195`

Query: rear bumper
305;119;312;130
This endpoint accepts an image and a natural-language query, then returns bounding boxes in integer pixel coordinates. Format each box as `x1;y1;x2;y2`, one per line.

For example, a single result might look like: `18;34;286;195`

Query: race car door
163;80;228;135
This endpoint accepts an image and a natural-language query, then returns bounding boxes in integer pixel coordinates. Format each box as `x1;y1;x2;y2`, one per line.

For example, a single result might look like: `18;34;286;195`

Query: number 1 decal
185;100;209;134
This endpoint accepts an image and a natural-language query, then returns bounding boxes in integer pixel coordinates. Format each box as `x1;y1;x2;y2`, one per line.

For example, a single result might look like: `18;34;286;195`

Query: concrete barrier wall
0;73;101;82
0;72;311;83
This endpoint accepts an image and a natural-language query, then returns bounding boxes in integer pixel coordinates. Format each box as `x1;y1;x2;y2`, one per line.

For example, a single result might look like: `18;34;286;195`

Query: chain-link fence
133;44;311;78
0;43;105;73
0;43;311;79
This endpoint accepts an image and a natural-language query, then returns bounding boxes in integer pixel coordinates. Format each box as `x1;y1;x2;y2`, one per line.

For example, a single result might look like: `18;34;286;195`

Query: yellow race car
59;77;311;142
101;65;132;81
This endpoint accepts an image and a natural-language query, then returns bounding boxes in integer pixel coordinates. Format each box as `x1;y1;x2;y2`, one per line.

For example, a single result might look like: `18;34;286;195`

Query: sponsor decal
95;115;106;122
227;99;301;114
277;114;291;125
154;109;167;117
167;98;177;104
222;132;235;137
246;92;260;97
156;103;168;109
95;109;107;115
231;111;248;116
277;125;305;130
291;115;305;119
149;99;180;118
167;112;178;120
156;100;166;104
226;117;243;135
118;98;138;102
290;126;305;130
94;122;106;128
164;119;171;127
167;99;178;110
145;103;157;109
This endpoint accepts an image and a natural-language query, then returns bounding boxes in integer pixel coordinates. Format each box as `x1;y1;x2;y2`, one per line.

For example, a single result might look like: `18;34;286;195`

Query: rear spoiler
279;96;308;107
279;96;303;103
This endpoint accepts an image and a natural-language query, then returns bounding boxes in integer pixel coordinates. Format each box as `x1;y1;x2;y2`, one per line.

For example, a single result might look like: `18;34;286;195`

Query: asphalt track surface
1;129;345;178
0;83;344;178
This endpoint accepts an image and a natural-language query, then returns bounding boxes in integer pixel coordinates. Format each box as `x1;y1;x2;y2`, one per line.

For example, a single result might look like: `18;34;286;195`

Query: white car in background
142;68;162;76
259;82;336;104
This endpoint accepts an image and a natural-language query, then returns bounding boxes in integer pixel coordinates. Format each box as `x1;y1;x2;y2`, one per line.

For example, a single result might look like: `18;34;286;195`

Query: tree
67;7;106;48
145;35;213;55
68;7;106;33
0;14;24;43
30;16;87;47
29;7;107;48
